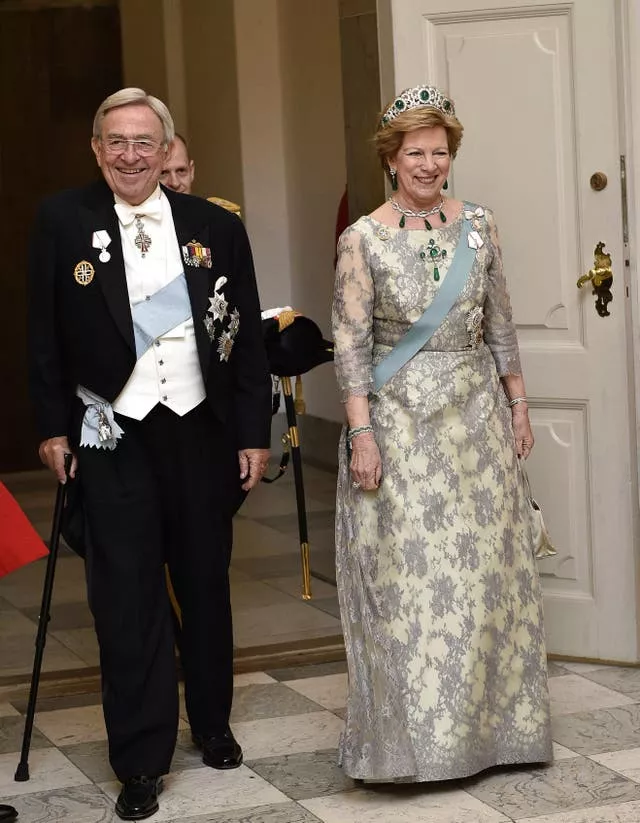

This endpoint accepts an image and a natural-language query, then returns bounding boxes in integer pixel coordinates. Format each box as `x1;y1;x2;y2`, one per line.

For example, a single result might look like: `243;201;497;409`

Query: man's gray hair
93;88;175;145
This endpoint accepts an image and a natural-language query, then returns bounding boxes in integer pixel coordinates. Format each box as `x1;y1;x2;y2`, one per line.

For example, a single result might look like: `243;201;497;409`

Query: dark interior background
0;1;122;471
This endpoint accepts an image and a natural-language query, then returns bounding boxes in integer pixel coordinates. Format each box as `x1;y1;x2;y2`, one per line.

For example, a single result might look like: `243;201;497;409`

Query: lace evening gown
332;204;553;782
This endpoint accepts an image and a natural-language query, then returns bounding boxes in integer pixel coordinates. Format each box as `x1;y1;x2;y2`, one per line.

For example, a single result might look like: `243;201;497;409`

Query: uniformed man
28;88;271;821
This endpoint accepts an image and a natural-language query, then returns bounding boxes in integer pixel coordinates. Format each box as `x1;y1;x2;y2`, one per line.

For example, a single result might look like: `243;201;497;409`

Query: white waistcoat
112;189;206;420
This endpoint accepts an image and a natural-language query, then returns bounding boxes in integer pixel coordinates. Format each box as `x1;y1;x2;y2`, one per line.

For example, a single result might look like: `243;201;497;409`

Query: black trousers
75;401;240;780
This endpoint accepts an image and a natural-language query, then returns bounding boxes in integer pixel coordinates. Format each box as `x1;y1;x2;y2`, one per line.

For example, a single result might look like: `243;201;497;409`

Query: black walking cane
280;376;312;600
15;453;73;782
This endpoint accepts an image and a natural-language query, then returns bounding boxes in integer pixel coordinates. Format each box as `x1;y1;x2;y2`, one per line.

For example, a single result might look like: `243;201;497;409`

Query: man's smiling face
91;103;168;205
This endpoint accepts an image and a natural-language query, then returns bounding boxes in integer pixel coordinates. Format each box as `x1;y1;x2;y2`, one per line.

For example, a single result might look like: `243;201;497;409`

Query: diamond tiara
381;85;456;127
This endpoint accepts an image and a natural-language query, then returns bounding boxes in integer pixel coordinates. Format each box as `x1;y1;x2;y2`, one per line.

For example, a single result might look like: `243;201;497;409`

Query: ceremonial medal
182;240;212;268
74;260;95;286
467;230;484;250
464;207;485;250
92;230;112;263
134;216;152;257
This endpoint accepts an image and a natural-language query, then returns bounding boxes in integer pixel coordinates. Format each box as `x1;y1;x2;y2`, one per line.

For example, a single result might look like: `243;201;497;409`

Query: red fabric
0;482;48;578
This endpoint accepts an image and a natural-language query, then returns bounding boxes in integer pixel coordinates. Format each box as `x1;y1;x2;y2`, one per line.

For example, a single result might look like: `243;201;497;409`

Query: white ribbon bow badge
464;207;485;221
92;230;112;263
464;207;485;250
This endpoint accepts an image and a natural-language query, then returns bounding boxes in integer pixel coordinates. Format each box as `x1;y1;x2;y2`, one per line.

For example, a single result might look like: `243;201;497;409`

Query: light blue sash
131;272;191;358
373;217;475;392
77;272;193;449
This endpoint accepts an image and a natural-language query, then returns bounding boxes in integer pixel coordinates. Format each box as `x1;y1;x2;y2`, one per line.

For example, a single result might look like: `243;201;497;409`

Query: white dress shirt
112;187;206;419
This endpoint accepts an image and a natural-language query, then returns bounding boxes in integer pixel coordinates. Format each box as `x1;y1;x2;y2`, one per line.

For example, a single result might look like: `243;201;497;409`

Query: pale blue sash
131;272;191;358
77;272;192;449
373;217;475;392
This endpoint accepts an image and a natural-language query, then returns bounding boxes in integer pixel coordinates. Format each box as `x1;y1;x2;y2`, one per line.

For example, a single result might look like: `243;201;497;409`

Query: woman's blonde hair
374;106;464;182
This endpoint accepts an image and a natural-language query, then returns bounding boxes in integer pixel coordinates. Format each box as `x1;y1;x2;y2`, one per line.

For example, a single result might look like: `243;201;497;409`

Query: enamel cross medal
134;216;152;257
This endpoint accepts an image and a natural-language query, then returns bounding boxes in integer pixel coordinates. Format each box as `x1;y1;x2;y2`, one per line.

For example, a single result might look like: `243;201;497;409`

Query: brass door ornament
577;242;613;317
590;172;608;191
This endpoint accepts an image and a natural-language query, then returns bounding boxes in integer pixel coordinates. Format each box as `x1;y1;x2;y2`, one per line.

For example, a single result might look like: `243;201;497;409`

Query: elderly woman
332;85;553;783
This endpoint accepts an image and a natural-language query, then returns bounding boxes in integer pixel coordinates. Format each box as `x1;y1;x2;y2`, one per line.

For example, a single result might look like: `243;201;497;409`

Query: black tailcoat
28;179;271;449
26;179;272;780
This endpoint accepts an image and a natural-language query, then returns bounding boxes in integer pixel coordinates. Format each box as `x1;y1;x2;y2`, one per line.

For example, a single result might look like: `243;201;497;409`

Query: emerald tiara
381;85;456;127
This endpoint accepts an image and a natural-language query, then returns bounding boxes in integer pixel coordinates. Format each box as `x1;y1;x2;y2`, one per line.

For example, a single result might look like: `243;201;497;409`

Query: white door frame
619;0;640;662
377;0;640;662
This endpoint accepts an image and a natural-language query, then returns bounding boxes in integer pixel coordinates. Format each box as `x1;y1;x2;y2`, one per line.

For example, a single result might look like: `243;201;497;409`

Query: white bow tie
114;199;163;227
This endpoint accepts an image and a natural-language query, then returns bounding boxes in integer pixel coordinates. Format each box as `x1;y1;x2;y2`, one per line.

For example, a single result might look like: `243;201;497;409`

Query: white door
381;0;639;661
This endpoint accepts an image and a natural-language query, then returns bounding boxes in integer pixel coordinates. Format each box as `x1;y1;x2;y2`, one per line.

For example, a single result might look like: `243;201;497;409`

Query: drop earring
442;179;449;191
390;168;398;191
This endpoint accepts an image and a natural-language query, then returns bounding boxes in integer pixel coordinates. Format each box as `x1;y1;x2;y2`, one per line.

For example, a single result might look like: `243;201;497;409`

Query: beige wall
181;0;244;206
234;0;294;310
339;0;385;222
278;0;346;422
119;0;168;100
118;0;349;423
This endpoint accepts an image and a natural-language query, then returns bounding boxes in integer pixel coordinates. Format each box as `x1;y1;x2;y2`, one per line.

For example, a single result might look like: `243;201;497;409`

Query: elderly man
28;88;271;820
160;133;195;194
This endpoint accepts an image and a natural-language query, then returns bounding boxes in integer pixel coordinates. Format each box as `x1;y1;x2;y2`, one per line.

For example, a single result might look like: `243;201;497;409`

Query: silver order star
208;291;228;323
203;315;215;341
229;308;240;336
217;330;234;361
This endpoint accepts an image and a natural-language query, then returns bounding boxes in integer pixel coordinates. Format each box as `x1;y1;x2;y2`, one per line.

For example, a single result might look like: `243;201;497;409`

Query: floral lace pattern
332;204;552;782
332;205;521;402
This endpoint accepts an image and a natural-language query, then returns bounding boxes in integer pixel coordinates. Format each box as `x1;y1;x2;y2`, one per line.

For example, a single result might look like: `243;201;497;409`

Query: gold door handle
577;242;613;317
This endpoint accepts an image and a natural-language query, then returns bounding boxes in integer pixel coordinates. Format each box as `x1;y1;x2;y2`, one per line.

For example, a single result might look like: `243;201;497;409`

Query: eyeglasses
101;138;163;156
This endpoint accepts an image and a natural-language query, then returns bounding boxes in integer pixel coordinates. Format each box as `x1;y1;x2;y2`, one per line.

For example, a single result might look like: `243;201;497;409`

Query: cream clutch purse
519;459;558;559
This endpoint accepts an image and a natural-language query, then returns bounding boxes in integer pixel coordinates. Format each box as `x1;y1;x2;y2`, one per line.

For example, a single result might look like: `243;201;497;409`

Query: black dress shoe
115;776;163;821
0;806;18;822
192;729;243;769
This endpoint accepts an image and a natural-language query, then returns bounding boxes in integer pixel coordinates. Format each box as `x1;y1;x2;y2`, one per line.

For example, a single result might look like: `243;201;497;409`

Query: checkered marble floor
0;464;342;681
3;660;640;821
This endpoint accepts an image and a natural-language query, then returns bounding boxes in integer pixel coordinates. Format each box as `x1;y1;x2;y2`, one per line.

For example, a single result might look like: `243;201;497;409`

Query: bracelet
347;425;374;443
508;396;528;407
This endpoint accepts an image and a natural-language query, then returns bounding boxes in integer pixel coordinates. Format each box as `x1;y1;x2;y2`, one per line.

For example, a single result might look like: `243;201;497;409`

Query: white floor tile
0;748;91;796
234;710;343;760
35;704;187;746
234;672;277;687
0;703;19;717
100;765;287;821
518;800;640;822
590;747;640;782
555;661;610;674
233;602;342;648
285;673;348;710
232;519;298;558
51;627;101;666
266;575;338;600
552;742;580;760
549;674;635;716
300;786;509;822
34;704;107;746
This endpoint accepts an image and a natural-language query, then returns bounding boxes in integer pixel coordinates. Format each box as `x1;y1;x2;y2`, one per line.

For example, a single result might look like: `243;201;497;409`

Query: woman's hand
512;407;534;459
350;432;382;490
